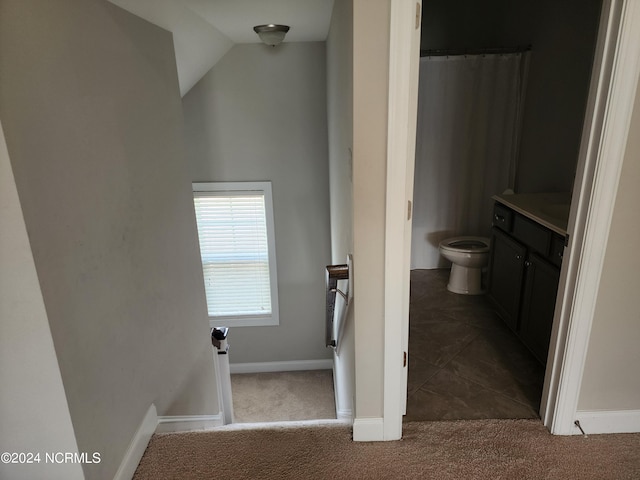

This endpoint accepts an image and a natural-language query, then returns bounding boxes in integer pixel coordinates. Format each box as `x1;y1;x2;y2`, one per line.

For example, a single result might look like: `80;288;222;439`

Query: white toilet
439;236;491;295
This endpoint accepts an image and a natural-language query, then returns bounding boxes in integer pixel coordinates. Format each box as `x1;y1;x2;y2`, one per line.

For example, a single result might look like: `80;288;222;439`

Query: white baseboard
574;409;640;435
230;359;333;374
212;418;351;432
113;404;157;480
156;413;224;433
353;417;384;442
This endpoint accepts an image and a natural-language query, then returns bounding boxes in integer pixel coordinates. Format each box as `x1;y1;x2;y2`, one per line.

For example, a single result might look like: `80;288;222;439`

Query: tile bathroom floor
404;269;546;422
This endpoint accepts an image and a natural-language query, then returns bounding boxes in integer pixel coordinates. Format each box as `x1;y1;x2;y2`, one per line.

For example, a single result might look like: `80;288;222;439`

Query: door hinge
407;200;412;221
403;351;407;367
415;3;421;30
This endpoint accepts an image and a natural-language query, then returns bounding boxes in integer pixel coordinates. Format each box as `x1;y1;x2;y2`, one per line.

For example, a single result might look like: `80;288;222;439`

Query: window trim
192;181;279;328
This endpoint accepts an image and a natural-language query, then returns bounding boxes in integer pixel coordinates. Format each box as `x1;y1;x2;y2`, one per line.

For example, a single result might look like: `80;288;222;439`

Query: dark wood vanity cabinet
488;203;565;364
519;253;560;362
488;227;526;332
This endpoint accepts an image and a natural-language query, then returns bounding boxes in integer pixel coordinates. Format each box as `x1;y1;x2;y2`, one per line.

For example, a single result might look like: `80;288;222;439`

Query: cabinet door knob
525;260;532;267
516;254;522;260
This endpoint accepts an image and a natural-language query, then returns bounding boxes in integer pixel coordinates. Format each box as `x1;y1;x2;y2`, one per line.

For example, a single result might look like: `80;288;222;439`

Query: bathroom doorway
405;0;605;423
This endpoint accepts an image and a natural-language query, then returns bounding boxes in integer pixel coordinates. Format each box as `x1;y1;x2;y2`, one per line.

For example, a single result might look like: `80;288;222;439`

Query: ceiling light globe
253;24;290;46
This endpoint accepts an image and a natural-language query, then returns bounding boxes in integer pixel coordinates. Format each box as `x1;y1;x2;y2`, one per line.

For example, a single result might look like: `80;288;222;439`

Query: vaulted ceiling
108;0;335;96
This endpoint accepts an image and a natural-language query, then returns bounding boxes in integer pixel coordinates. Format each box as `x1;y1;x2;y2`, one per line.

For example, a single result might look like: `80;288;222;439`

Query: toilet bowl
439;236;491;295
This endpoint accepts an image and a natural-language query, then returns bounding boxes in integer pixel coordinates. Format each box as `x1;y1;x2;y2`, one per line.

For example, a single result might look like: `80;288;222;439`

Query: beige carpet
231;370;336;423
134;419;640;479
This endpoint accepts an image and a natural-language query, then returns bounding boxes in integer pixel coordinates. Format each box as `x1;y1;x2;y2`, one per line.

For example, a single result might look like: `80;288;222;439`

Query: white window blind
192;182;279;327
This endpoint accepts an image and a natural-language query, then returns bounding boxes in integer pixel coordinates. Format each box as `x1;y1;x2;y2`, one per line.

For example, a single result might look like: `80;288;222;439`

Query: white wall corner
575;410;640;435
353;417;385;442
229;359;333;374
156;413;224;433
113;404;157;480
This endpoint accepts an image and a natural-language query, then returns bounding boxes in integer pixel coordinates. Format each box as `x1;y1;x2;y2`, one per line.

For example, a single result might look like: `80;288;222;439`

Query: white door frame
383;0;422;440
385;0;640;438
540;0;640;434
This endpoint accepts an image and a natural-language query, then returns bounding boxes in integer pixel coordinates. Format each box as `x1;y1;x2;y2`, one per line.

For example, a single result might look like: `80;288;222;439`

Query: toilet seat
439;236;490;254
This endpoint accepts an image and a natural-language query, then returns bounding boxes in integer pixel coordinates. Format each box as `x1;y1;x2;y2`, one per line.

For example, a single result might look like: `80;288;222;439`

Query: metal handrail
326;264;349;348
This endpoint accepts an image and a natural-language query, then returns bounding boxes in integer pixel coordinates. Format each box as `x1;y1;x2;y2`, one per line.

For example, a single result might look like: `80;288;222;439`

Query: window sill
209;315;279;328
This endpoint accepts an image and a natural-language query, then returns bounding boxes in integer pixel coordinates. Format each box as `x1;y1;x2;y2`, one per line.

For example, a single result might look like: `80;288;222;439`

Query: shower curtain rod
420;45;531;57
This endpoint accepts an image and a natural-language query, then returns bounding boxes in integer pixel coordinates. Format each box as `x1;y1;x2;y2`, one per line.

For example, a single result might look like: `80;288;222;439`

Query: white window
192;182;279;327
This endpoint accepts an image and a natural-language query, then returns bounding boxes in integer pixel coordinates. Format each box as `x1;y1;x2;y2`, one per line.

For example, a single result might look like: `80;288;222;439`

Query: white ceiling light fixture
253;24;290;46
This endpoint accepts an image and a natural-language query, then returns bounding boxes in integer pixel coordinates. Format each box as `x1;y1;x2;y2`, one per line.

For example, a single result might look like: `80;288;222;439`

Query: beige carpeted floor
134;419;640;479
231;370;336;423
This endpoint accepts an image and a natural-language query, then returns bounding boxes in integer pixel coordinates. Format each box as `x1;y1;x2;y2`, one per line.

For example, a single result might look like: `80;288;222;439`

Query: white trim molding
229;359;333;375
213;418;351;432
542;0;640;435
192;181;280;328
113;404;157;480
353;417;385;442
575;410;640;435
157;415;349;434
156;414;224;433
383;0;422;442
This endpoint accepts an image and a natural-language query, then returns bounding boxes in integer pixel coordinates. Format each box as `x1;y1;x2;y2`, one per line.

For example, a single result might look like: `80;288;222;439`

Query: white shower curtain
411;53;524;269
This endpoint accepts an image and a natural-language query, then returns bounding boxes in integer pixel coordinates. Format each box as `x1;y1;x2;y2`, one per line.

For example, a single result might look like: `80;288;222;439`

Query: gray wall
578;77;640;411
0;1;218;478
0;121;83;480
421;0;601;193
182;43;332;365
327;0;355;418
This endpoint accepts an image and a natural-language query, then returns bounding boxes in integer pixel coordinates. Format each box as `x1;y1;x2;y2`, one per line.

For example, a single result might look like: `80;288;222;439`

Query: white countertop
492;192;571;236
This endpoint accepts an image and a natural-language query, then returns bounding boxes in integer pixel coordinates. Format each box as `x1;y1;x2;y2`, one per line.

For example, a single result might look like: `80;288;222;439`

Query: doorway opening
405;0;603;422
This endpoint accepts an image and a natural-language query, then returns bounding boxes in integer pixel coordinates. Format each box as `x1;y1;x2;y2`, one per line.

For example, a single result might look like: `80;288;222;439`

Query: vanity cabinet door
519;253;561;364
488;227;527;332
